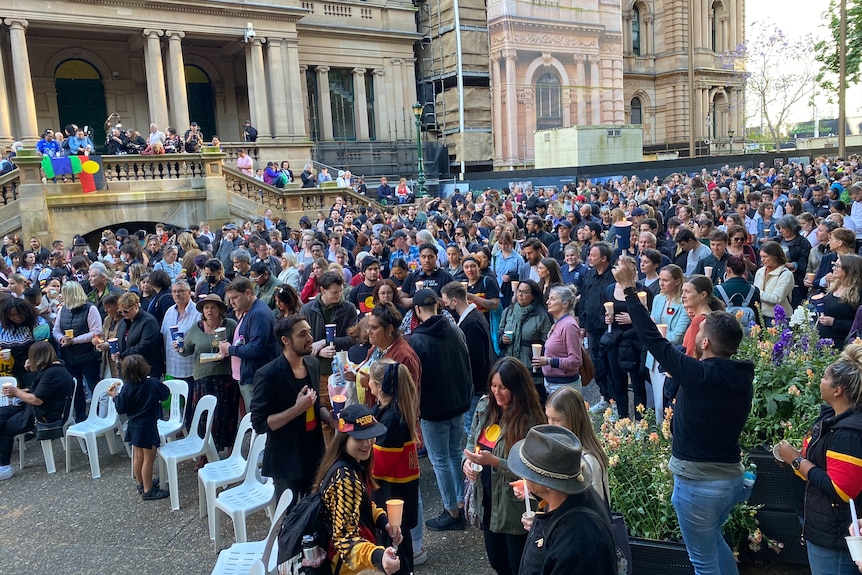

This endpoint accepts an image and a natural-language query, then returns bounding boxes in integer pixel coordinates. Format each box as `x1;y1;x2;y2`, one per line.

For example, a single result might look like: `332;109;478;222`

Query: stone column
590;57;601;125
504;49;518;164
402;58;417;112
353;68;369;140
492;55;503;162
622;12;631;54
5;19;39;146
142;29;169;129
390;59;405;140
522;88;535;160
266;38;290;138
316;66;334;141
165;31;189;131
299;65;310;138
562;88;572;127
694;87;704;139
601;58;614;123
693;0;702;50
612;59;624;124
0;28;16;146
703;89;712;140
284;40;306;137
373;69;390;141
248;38;270;139
575;56;587;125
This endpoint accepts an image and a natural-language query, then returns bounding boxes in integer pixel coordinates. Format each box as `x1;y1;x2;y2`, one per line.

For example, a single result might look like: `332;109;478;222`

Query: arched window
55;59;107;151
632;6;641;57
630;97;643;125
536;73;562;131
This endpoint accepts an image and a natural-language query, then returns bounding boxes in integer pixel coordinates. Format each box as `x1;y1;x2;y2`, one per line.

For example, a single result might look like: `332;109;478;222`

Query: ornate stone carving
512;32;597;48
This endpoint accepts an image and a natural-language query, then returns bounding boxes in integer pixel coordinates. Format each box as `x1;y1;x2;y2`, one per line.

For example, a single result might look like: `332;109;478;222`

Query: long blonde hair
545;387;609;481
830;254;862;308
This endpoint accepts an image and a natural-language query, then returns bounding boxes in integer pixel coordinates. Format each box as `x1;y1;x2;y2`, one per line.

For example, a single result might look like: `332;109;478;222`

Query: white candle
852;499;860;536
523;479;531;516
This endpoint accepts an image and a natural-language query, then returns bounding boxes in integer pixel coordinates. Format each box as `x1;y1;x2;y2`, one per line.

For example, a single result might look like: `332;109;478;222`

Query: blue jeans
410;487;424;554
464;395;481;436
671;474;750;575
807;540;859;575
421;415;465;513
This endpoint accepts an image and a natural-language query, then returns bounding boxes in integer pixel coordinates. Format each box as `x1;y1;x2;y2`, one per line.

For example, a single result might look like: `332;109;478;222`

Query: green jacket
464;396;535;535
498;303;552;384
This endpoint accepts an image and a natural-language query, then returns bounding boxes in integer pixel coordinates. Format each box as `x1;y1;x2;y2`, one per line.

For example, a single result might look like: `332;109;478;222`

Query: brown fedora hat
195;293;227;313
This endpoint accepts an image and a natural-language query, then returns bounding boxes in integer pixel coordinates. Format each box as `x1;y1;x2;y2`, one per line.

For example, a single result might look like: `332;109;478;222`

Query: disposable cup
331;394;347;418
522;511;536;522
504;330;514;338
108;338;119;354
64;329;75;339
386;499;404;527
637;291;647;306
325;324;337;344
846;536;862;561
657;324;668;337
806;272;816;284
414;280;425;291
531;344;542;358
471;462;484;472
0;349;11;360
704;266;713;278
214;327;227;342
772;444;783;462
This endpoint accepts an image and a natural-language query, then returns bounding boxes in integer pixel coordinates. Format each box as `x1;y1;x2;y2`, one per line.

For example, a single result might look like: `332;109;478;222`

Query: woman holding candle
93;294;122;379
178;294;239;453
498;280;553;404
601;255;653;419
462;357;546;575
775;344;862;575
314;404;402;575
816;254;862;349
754;242;794;326
646;264;690;420
368;360;421;575
532;285;582;397
358;303;422;406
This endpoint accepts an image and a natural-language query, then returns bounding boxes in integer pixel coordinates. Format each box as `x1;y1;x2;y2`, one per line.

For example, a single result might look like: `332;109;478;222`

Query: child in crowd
107;354;170;500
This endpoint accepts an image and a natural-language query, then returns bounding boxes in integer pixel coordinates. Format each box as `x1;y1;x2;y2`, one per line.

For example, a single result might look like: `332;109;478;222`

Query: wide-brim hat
337;404;387;440
507;424;592;495
196;293;227;313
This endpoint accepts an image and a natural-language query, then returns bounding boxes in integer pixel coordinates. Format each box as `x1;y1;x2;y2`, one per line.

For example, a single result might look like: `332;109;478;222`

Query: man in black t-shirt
348;257;381;315
399;244;454;308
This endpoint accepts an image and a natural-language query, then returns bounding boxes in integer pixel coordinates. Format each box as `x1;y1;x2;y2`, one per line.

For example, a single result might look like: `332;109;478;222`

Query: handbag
35;418;64;440
579;347;595;386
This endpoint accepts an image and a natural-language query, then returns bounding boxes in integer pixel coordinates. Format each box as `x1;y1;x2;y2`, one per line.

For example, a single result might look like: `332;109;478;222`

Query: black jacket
458;307;493;396
409;314;472;421
578;266;615;334
117;310;164;377
251;354;324;487
802;405;862;549
146;288;174;326
625;290;754;465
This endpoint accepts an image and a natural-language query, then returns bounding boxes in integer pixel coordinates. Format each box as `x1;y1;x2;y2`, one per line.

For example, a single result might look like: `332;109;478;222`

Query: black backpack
276;463;346;575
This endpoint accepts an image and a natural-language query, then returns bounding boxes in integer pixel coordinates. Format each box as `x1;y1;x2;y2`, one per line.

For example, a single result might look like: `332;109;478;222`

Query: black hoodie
408;314;472;421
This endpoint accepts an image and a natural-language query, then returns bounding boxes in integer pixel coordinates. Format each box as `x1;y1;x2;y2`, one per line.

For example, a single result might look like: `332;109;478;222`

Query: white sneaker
0;466;13;480
589;400;610;414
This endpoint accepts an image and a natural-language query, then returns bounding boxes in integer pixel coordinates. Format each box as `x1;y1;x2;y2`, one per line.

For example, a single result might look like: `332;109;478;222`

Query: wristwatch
791;456;804;470
623;286;638;296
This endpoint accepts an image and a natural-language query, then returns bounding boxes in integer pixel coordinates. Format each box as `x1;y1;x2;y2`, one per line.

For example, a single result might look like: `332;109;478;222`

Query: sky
745;0;859;124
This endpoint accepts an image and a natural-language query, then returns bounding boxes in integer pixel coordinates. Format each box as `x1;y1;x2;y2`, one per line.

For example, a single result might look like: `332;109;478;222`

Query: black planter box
629;538;694;575
748;449;798;513
750;509;809;566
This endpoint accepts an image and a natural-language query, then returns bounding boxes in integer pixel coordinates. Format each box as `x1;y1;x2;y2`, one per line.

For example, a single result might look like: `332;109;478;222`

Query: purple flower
799;335;810;352
816;338;835;350
772;341;785;365
773;305;786;324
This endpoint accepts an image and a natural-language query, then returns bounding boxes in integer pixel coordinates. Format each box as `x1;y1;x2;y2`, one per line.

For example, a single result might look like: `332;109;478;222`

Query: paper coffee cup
325;324;337;344
331;394;347;418
414;280;424;290
806;272;816;284
637;291;647;306
64;329;75;339
504;330;514;338
772;444;783;462
657;324;668;337
531;344;542;358
704;266;713;278
0;349;11;360
108;338;119;354
846;535;862;561
386;499;404;527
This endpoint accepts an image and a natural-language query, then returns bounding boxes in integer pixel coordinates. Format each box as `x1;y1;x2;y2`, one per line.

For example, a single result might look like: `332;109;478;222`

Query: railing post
11;149;50;243
200;147;231;225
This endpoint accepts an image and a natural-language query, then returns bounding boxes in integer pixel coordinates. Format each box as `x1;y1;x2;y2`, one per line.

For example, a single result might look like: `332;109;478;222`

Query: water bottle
301;534;321;562
332;353;345;386
742;463;757;488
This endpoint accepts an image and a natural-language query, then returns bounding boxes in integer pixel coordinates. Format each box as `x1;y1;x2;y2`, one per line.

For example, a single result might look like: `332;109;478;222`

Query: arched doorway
55;60;108;152
185;65;217;139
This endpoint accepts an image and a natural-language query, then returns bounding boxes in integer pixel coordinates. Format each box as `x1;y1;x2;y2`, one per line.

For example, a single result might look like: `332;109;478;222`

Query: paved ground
0;380;808;575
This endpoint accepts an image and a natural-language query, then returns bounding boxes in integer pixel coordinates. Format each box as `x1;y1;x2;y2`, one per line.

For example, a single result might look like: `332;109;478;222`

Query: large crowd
2;155;862;575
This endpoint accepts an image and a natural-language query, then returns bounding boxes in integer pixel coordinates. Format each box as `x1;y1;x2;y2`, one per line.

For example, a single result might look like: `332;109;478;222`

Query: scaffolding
417;0;494;172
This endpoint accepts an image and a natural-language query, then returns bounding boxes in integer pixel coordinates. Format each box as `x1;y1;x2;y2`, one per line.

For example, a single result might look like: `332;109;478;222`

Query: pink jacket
541;314;583;380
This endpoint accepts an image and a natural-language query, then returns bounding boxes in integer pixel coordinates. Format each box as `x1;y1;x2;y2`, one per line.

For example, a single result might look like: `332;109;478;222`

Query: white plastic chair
65;378;123;478
14;377;77;474
158;379;189;444
211;488;295;575
158;394;219;511
199;412;256;540
213;433;275;553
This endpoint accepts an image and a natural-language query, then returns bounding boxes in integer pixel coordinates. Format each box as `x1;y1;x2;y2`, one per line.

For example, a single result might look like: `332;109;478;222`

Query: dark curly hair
0;298;38;330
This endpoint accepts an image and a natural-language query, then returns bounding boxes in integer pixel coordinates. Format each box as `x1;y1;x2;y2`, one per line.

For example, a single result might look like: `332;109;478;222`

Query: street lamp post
728;129;735;155
411;102;427;198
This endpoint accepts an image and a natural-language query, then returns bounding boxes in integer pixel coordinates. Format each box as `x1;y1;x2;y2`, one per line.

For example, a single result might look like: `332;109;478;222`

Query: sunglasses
732;237;745;242
117;306;136;315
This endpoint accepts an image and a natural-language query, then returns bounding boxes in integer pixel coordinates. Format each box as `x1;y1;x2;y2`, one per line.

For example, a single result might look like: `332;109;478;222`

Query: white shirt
161;303;201;378
851;201;862;238
685;242;711;278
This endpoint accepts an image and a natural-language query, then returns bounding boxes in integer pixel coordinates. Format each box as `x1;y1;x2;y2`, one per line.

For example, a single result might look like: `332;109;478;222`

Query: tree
725;22;817;151
814;0;862;93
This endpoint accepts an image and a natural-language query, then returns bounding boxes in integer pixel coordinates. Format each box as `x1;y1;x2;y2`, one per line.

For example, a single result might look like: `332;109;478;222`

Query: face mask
207;275;218;284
